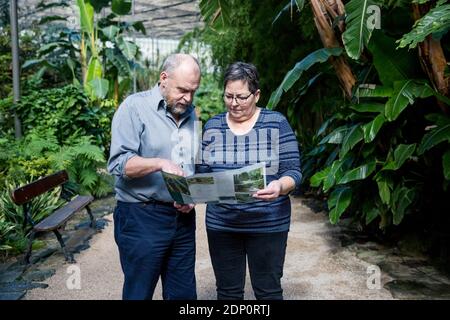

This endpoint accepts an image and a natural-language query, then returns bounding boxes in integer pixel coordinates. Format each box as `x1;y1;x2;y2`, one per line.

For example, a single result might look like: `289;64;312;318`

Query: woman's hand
174;202;195;213
253;180;282;201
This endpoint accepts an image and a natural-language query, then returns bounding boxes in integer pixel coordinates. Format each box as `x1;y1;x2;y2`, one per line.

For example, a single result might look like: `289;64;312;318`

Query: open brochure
161;163;267;204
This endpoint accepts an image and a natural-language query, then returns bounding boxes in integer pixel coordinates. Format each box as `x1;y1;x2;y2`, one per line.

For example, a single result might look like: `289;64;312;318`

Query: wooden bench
11;170;95;264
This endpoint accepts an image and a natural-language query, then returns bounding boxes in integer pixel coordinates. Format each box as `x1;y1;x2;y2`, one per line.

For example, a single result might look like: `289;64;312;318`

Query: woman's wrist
278;176;296;195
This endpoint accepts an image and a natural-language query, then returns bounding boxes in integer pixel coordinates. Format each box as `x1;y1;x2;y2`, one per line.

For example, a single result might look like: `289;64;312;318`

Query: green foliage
267;47;343;109
52;135;112;197
398;3;450;49
0;129;111;198
0;25;41;98
111;0;132;15
194;74;225;124
328;187;352;224
200;0;232;30
367;31;419;86
0;181;63;227
254;1;450;232
0;179;63;254
342;0;378;60
193;0;450;262
198;0;322;110
6;85;114;152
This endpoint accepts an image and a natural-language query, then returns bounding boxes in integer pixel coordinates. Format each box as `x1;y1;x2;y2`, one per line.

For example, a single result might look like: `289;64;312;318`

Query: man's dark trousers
114;201;196;300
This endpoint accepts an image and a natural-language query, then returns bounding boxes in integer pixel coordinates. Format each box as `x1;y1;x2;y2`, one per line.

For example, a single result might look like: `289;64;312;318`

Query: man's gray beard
166;103;188;117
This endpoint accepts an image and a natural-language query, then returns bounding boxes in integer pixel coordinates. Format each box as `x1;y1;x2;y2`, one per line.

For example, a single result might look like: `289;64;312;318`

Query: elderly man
108;53;201;300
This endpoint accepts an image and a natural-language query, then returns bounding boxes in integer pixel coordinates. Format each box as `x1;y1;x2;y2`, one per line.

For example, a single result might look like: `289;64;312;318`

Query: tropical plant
198;0;450;240
194;73;225;124
0;129;111;198
76;0;145;102
0;179;62;255
4;84;114;152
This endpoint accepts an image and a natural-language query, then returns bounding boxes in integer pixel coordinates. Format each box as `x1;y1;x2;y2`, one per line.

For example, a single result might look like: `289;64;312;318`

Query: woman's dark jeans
207;229;288;300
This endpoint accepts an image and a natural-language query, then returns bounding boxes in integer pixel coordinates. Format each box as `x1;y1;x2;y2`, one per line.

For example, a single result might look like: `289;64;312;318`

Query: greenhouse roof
12;0;203;39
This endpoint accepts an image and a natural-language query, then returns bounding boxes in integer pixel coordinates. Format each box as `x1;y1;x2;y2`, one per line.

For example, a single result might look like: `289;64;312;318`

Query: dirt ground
24;197;394;300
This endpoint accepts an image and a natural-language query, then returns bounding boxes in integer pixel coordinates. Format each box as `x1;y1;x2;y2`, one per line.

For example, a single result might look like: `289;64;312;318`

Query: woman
200;62;302;300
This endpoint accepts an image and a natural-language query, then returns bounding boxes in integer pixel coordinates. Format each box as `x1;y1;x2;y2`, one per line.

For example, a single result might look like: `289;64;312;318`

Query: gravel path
24;197;394;300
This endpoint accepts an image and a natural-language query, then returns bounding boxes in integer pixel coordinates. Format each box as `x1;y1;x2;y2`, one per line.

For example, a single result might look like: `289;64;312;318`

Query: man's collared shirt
107;84;199;203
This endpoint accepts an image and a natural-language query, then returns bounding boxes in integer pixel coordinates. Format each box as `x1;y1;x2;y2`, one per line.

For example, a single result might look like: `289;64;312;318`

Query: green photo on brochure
162;163;267;205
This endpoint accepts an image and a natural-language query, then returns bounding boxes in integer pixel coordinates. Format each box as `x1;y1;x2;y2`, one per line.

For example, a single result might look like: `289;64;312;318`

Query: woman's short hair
223;62;259;93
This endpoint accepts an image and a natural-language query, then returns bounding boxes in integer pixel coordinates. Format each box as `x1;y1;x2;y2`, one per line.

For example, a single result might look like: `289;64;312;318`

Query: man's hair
161;53;200;74
223;62;259;93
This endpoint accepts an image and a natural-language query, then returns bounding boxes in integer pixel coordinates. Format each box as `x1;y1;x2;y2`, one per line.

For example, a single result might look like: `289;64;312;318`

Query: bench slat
33;195;94;232
11;171;69;205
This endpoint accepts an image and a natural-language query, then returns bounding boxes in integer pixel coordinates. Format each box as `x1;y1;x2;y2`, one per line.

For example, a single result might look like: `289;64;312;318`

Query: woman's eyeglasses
223;92;253;104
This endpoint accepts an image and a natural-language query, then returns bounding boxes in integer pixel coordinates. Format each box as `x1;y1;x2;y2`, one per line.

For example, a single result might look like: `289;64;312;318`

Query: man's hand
253;180;282;201
174;202;195;213
160;159;185;176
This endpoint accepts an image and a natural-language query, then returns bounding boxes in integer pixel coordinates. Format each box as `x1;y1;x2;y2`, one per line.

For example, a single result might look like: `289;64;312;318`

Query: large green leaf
417;123;450;155
37;42;64;55
132;21;147;35
101;26;120;39
118;77;132;100
342;0;377;60
323;159;347;192
267;47;343;109
22;58;57;70
362;114;385;143
368;31;418;86
363;202;380;225
106;49;131;75
117;37;137;60
443;149;450;180
310;167;330;187
328;187;352;224
391;185;415;225
89;78;109;99
382;144;416;171
375;173;393;205
397;4;450;49
339;124;364;158
319;125;349;145
200;0;231;30
385;80;435;121
356;85;393;98
425;113;450;127
272;0;305;25
317;115;337;136
85;56;103;86
90;0;111;13
38;15;67;25
350;103;384;113
338;161;376;184
37;1;70;10
76;0;94;35
112;0;131;15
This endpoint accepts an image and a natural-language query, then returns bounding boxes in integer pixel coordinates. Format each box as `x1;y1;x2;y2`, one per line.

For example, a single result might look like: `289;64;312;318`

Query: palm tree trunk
412;2;449;111
310;0;356;99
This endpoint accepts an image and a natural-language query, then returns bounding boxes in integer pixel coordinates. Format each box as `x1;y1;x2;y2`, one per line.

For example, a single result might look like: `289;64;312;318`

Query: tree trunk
412;2;449;111
310;0;356;99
